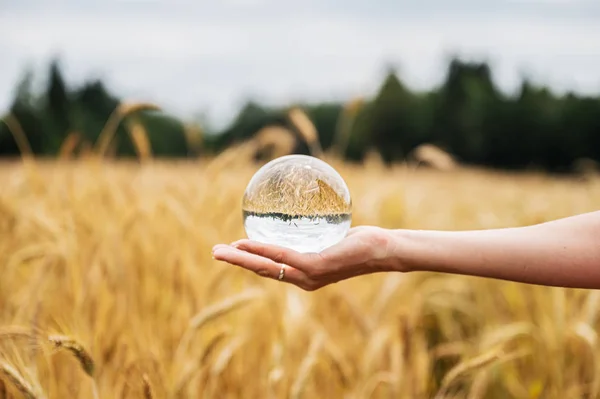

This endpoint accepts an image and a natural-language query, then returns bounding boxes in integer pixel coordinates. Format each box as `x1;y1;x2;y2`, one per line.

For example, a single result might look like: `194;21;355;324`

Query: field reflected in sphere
242;155;352;253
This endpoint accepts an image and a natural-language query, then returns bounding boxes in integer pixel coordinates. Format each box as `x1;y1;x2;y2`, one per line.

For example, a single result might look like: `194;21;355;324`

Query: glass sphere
242;154;352;253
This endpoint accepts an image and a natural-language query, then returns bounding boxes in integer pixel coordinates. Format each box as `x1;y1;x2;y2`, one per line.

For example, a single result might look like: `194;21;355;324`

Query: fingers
212;245;311;288
228;240;325;273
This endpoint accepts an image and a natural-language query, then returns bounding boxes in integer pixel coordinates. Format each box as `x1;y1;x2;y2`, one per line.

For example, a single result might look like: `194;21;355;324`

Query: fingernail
212;247;231;259
212;244;226;252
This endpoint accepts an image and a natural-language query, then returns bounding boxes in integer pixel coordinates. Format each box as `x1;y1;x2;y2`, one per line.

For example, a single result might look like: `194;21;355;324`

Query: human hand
212;226;400;291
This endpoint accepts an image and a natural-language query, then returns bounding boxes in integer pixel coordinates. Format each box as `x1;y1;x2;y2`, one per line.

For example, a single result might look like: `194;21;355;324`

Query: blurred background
1;2;600;398
1;0;599;171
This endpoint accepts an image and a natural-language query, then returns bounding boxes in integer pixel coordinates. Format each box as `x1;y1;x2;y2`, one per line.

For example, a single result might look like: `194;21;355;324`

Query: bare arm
212;211;600;290
390;211;600;288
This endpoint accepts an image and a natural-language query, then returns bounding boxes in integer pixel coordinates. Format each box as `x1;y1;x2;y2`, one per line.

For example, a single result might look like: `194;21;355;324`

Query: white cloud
0;2;599;127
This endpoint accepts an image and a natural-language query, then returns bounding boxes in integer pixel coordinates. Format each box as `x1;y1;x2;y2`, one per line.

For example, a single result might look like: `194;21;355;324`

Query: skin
212;211;600;291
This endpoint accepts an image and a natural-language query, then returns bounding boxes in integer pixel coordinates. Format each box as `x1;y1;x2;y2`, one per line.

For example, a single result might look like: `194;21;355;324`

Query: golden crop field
1;152;599;399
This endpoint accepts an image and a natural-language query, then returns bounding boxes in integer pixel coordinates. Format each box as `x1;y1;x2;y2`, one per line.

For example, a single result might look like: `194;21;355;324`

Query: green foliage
303;103;343;151
367;69;432;163
0;59;189;158
1;56;599;173
137;111;188;157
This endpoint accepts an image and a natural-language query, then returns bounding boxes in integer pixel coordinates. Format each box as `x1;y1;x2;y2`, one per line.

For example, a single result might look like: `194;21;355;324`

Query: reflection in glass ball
242;154;352;253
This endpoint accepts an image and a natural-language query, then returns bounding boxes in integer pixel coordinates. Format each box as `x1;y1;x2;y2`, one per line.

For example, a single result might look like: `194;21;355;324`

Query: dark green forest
1;57;599;173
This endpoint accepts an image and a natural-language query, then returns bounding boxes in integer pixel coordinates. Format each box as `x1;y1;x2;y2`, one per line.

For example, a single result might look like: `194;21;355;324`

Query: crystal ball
242;154;352;253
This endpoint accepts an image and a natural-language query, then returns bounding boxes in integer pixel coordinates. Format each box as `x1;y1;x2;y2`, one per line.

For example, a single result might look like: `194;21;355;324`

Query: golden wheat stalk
0;326;38;342
287;107;322;158
210;334;246;377
207;334;246;397
94;101;160;157
389;339;404;395
478;321;535;350
322;337;351;388
435;347;531;398
582;290;600;325
204;141;257;176
184;123;203;156
48;335;95;377
467;370;491;399
58;131;81;159
332;97;363;158
361;327;393;375
78;140;93;158
252;125;297;159
0;113;34;158
331;288;373;336
142;373;154;399
568;321;599;397
0;360;43;399
189;288;264;332
172;331;228;396
174;288;264;363
410;143;457;171
290;332;325;399
357;371;397;398
126;119;153;161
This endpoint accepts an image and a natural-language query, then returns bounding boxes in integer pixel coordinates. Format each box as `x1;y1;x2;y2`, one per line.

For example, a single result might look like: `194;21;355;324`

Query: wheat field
0;152;599;399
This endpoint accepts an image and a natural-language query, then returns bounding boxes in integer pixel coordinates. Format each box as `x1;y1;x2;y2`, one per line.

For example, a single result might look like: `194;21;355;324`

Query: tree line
1;58;599;172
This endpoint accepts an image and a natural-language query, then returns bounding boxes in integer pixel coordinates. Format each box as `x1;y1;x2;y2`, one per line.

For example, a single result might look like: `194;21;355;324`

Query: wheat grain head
48;335;95;377
0;360;44;399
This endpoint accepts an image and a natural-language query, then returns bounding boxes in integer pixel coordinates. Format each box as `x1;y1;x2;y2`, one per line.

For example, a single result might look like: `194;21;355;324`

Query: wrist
359;226;433;274
382;228;428;273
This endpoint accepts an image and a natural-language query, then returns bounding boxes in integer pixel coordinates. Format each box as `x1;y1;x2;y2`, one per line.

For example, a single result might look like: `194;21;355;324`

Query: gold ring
278;265;286;281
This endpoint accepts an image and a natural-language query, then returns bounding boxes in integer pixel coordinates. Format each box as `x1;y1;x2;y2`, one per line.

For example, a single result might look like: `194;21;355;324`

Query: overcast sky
1;0;599;128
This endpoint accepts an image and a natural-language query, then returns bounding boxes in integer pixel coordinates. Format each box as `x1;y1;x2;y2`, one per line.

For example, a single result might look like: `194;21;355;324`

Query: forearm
388;211;600;288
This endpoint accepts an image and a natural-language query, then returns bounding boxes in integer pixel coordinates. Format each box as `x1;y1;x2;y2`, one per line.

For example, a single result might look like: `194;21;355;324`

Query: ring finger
213;245;309;286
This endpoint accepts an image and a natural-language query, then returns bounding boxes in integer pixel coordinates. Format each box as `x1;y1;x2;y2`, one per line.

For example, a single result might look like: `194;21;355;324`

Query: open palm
212;226;396;291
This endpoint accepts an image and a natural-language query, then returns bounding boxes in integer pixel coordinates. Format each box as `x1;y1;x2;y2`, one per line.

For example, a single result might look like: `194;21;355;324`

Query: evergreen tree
43;59;72;153
433;59;499;164
368;68;422;163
